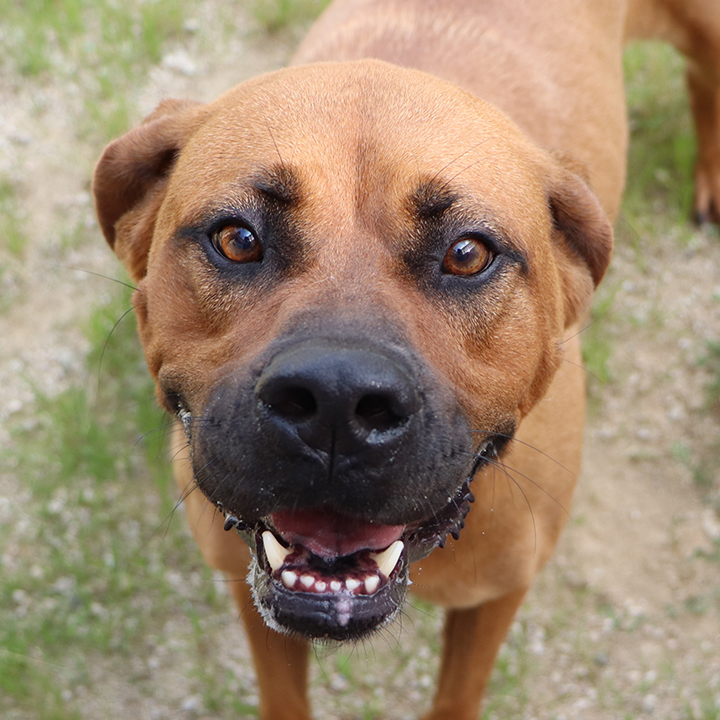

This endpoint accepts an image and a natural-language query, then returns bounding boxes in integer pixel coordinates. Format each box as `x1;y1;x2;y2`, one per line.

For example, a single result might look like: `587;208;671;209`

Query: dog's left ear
545;162;614;327
93;98;206;281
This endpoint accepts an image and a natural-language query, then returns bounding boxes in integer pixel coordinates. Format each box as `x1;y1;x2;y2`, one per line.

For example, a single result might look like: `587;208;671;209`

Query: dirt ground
1;4;718;719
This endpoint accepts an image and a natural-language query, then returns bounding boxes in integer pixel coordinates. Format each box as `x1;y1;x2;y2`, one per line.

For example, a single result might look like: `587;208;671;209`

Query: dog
92;1;720;717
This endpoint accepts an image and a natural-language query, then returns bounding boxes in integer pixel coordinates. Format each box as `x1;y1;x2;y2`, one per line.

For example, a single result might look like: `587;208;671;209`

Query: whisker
132;419;177;449
52;264;137;291
469;429;573;475
485;458;538;554
95;306;135;376
480;455;569;518
561;355;605;385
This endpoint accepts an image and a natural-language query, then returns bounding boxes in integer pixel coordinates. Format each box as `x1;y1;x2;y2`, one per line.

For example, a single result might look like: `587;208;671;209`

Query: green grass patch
0;282;212;718
0;176;26;258
1;0;187;78
481;621;531;719
0;0;194;141
622;42;696;229
699;340;720;412
251;0;330;34
582;284;618;408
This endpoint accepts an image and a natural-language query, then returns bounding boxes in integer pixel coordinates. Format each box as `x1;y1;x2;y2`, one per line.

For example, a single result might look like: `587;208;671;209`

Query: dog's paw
687;67;720;226
693;161;720;226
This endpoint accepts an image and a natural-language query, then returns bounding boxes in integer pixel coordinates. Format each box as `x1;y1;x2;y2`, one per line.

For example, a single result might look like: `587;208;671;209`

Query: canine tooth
315;580;327;592
281;570;298;588
345;578;360;592
330;580;342;592
300;574;315;589
369;540;404;580
364;575;380;594
262;531;292;571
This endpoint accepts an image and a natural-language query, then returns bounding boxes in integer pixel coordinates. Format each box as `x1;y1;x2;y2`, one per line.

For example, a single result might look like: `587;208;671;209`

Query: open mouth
222;474;477;641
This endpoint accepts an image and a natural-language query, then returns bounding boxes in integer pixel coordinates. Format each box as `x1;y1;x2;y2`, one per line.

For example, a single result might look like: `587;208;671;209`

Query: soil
1;5;718;719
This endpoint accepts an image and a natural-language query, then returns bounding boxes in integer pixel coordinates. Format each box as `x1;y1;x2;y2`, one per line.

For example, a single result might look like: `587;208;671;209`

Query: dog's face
94;60;612;640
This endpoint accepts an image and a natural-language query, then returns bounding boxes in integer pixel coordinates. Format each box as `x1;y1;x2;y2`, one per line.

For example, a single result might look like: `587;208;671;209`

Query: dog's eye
212;224;263;263
442;237;493;276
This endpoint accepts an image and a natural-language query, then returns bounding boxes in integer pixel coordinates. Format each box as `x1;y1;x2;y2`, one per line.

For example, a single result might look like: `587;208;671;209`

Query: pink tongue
270;507;405;559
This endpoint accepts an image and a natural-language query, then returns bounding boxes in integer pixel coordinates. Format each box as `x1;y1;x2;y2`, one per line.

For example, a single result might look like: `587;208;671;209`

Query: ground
0;2;718;719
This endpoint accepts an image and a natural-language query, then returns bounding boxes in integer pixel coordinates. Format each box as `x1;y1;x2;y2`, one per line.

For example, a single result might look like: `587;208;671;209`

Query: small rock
181;694;201;712
701;508;720;541
594;652;609;667
642;694;657;713
162;50;197;76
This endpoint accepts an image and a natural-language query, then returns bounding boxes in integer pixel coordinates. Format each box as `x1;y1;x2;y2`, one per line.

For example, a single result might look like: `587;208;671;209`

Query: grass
250;0;330;34
699;340;720;412
582;42;699;401
0;284;229;719
0;0;192;142
622;41;696;229
581;283;618;408
0;176;25;258
0;0;186;78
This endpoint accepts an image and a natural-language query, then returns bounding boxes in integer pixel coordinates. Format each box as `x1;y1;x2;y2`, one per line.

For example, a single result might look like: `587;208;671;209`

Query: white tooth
345;578;360;592
281;570;298;588
262;531;292;571
315;580;327;592
300;574;315;589
364;575;380;594
370;540;404;580
330;580;342;592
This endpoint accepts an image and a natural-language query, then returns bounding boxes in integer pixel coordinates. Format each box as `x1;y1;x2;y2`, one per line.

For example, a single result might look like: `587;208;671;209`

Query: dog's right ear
93;99;205;281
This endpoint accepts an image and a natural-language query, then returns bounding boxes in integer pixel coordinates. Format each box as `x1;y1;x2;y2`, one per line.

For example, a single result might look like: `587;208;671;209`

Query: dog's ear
93;99;205;281
546;162;614;327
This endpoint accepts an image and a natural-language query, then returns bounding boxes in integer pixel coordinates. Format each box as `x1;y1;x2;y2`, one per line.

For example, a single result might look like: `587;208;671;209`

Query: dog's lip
224;469;478;568
224;474;476;638
270;507;405;559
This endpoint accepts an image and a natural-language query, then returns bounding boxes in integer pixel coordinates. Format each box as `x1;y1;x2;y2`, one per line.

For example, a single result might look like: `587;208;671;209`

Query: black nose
256;343;421;453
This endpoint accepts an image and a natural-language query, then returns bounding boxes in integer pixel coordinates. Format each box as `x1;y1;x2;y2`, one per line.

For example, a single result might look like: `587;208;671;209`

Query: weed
251;0;330;34
481;622;531;719
694;539;720;563
684;595;710;616
582;284;618;407
0;176;25;258
0;284;201;717
622;42;696;228
1;0;195;140
699;340;720;412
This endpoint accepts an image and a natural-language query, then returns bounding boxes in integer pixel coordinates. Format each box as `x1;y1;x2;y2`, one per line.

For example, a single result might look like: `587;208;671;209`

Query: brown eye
212;224;262;263
442;237;492;276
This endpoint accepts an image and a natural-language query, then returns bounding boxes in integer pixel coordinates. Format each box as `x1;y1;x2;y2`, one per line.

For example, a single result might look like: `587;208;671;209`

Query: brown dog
92;1;720;718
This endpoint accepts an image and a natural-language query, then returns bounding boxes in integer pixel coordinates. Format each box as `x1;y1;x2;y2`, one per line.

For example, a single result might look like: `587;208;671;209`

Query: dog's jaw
213;438;496;640
248;533;409;641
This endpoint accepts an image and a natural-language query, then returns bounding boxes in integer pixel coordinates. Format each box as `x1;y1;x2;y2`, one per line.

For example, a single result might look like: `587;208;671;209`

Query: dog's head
94;60;612;640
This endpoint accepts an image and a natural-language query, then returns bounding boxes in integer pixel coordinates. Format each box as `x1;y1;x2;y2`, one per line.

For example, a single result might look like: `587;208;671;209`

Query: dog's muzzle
181;338;506;640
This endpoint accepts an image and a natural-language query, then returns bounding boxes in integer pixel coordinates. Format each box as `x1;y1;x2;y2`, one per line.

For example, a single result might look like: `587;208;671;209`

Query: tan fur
93;1;720;718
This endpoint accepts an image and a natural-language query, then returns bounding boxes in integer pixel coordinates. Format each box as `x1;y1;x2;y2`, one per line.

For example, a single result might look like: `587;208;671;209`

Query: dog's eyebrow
252;165;300;204
411;180;460;219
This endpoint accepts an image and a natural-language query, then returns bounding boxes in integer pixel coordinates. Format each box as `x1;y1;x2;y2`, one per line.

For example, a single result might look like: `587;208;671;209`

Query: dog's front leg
172;424;311;720
226;579;312;720
687;63;720;224
424;589;528;720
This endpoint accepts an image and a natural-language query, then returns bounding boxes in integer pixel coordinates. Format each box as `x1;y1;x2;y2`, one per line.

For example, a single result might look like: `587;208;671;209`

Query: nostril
355;393;404;433
266;386;317;420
